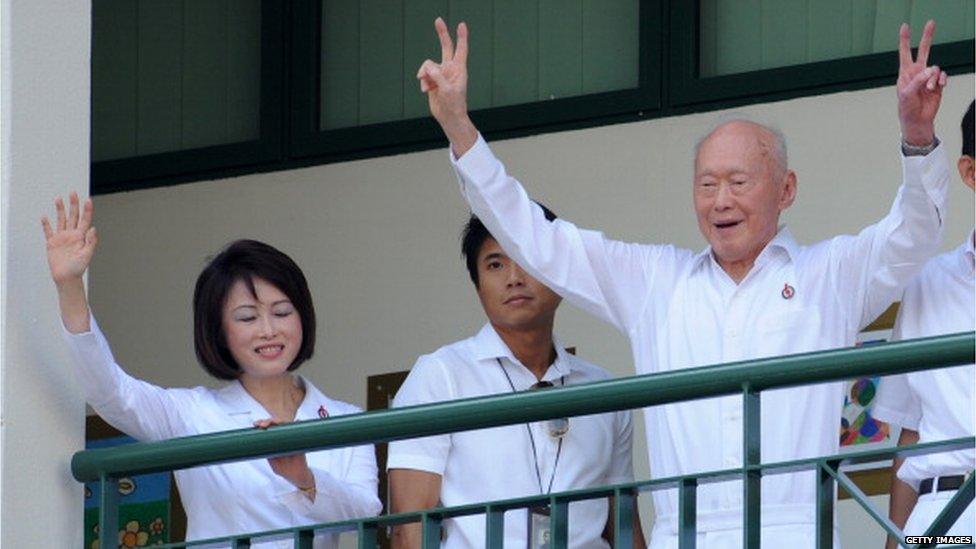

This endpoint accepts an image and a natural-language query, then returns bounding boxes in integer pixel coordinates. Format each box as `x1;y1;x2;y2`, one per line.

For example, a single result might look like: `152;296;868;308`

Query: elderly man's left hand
897;20;947;147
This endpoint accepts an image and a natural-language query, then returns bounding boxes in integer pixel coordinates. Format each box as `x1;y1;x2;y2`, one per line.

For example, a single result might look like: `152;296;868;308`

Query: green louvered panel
91;0;262;162
319;0;640;130
701;0;975;78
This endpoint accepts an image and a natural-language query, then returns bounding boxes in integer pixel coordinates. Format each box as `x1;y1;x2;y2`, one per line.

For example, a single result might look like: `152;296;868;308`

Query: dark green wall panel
137;0;183;155
581;0;638;94
92;0;138;161
539;0;583;101
321;0;361;130
492;0;539;107
183;0;229;149
225;0;262;144
358;0;405;125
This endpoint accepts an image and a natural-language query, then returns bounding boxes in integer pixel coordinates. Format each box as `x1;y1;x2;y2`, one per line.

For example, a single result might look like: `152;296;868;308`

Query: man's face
475;238;562;331
693;121;796;270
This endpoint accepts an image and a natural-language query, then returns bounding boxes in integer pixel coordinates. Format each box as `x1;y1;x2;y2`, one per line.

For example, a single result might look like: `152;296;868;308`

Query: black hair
193;239;316;380
963;100;974;158
461;203;557;287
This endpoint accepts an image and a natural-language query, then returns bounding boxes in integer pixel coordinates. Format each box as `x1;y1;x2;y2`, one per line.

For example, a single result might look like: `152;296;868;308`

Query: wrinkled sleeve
62;313;187;441
453;135;679;334
276;434;383;521
386;356;456;474
827;143;949;332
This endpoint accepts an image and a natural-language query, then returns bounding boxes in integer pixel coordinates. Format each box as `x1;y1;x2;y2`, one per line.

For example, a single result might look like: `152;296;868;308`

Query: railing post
421;512;442;549
679;477;698;549
743;385;761;548
294;528;314;549
232;538;251;548
614;487;636;549
98;473;118;549
485;505;504;548
816;460;837;549
357;522;377;549
550;496;569;548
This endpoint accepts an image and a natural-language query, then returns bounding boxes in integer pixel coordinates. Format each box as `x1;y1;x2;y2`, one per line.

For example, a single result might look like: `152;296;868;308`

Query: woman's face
221;276;303;382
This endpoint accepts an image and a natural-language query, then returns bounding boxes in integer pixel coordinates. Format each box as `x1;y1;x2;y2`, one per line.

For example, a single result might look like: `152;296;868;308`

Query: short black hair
193;239;316;380
461;203;557;287
963;100;974;157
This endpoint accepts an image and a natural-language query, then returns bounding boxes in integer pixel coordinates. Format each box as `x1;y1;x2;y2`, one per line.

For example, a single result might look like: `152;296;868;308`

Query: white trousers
903;488;975;541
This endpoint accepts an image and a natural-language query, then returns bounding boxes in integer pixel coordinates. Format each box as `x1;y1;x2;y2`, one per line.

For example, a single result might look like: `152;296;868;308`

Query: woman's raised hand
41;191;97;286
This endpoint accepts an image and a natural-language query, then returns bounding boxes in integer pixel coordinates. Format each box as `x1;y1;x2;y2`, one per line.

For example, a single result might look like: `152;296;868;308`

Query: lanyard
496;358;564;495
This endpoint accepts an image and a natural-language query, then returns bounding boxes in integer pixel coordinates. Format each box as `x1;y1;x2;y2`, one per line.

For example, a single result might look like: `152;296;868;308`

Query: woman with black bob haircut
42;193;381;548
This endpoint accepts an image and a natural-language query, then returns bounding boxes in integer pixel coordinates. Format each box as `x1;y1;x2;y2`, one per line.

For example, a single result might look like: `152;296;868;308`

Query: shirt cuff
901;138;950;207
450;134;501;188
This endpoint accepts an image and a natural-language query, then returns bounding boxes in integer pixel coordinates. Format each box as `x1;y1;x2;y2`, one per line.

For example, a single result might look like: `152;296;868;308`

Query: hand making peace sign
897;20;948;147
418;17;479;157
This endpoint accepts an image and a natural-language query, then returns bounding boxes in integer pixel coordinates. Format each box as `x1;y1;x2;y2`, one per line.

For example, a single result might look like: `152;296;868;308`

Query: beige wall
1;0;91;546
90;77;975;544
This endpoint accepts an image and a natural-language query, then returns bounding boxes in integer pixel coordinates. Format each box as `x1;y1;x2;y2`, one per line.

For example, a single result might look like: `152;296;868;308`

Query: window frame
90;0;285;195
89;0;974;194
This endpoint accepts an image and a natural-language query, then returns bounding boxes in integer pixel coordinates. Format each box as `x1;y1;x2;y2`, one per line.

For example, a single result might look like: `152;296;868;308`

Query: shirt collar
692;225;799;274
217;375;327;420
471;322;575;380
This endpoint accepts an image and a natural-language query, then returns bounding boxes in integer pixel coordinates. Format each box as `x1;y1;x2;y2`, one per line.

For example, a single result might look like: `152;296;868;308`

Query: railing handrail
71;332;975;482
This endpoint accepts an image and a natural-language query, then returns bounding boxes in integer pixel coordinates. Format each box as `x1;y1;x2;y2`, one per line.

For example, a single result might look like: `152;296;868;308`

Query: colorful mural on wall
84;435;171;549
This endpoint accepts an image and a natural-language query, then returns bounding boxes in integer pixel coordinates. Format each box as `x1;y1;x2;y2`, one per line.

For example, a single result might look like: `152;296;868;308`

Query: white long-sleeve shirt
451;135;948;537
66;315;382;548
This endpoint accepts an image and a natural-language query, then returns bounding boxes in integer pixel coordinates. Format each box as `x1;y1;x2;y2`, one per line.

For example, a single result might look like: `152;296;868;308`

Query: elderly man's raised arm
418;18;681;333
828;21;950;331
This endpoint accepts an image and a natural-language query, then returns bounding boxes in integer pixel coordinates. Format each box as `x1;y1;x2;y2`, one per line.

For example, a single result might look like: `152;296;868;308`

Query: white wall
1;0;91;546
90;77;975;544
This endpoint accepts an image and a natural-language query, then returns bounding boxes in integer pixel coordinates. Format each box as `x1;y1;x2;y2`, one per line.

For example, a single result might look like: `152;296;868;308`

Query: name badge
528;505;551;549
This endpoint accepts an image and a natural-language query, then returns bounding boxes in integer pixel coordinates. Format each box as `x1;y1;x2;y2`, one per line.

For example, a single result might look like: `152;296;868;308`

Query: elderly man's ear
958;156;975;191
779;169;798;211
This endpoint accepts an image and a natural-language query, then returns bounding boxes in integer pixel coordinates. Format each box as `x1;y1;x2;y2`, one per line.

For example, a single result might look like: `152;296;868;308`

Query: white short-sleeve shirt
387;323;634;549
874;232;976;489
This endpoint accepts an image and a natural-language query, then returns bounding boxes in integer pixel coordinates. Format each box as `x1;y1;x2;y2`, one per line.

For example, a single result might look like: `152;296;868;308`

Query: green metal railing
73;332;975;548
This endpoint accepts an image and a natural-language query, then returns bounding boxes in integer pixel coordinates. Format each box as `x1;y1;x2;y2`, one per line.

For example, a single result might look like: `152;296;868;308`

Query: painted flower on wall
148;517;165;536
118;520;149;548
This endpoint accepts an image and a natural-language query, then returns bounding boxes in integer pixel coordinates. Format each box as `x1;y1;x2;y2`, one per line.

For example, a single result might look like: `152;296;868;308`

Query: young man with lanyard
388;211;643;548
874;100;976;547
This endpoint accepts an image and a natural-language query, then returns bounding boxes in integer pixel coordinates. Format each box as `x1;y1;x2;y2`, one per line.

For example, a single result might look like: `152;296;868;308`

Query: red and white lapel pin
781;283;795;300
317;405;329;419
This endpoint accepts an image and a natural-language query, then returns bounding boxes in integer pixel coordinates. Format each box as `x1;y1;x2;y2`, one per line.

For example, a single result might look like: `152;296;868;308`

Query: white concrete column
1;0;91;546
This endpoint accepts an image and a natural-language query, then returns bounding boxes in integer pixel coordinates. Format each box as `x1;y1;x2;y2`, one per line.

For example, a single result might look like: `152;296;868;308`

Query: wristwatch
901;136;940;156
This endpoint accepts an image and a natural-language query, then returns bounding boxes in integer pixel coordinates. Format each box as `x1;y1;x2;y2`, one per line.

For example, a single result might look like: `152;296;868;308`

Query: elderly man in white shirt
413;17;951;548
388;212;642;548
874;101;975;548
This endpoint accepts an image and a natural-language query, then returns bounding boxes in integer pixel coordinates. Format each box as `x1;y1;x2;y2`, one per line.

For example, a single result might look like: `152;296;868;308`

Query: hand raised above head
897;20;947;146
418;17;479;157
41;191;97;286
